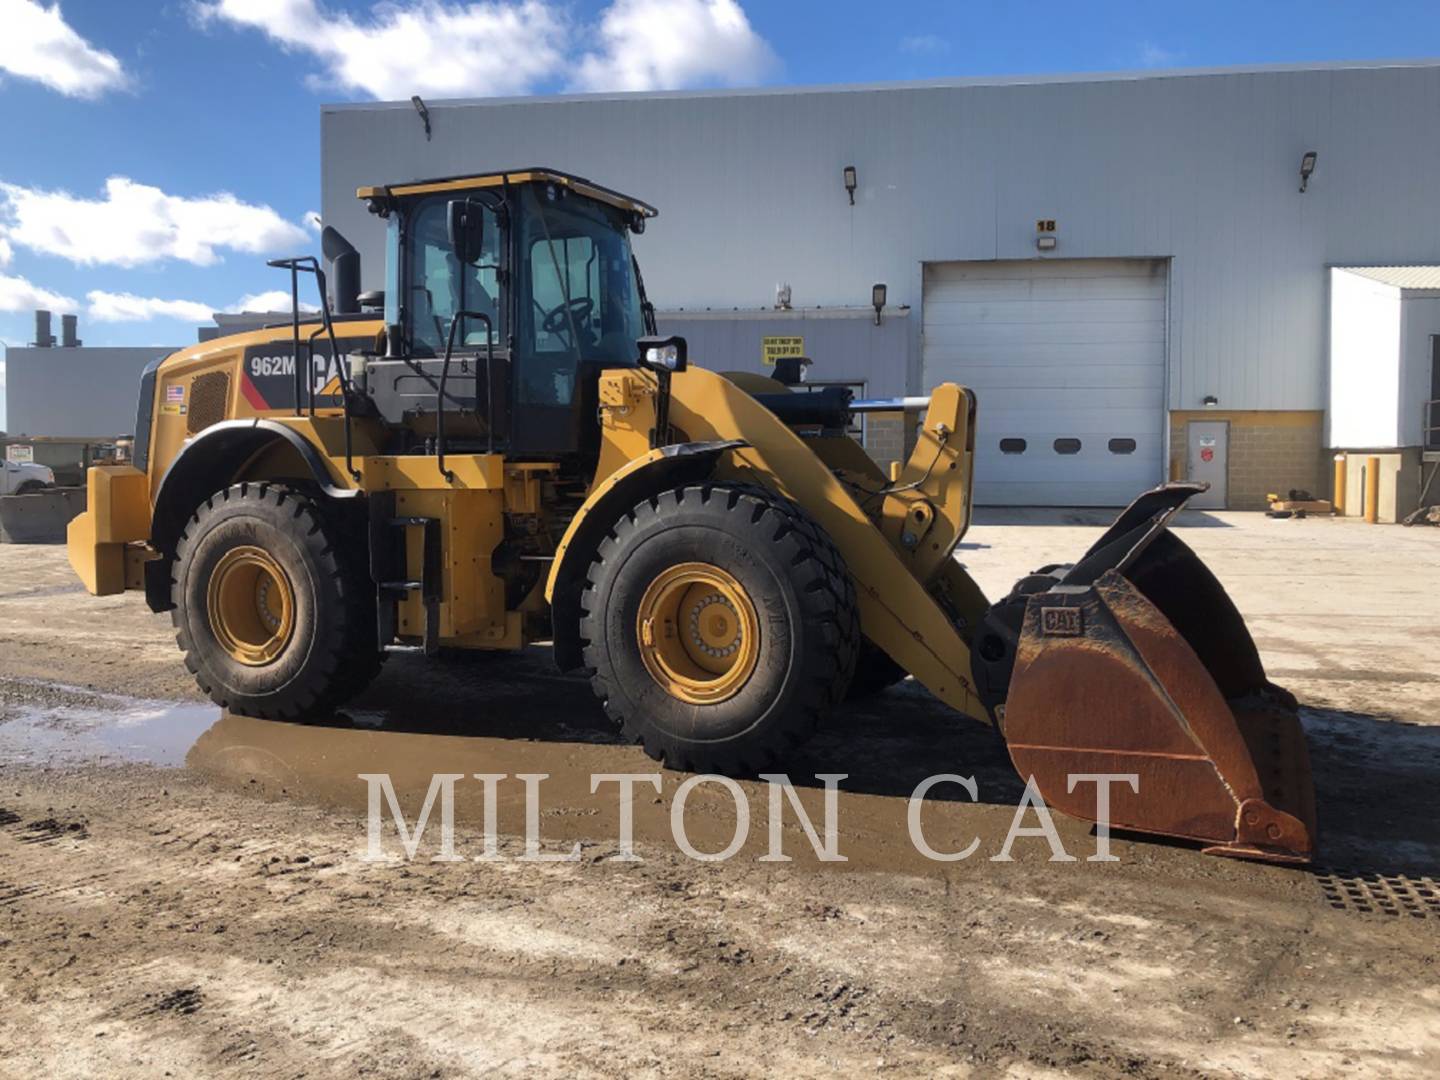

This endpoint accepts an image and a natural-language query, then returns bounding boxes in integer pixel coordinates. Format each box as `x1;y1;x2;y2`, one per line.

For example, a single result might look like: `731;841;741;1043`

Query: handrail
436;310;496;481
1424;397;1440;451
265;256;359;481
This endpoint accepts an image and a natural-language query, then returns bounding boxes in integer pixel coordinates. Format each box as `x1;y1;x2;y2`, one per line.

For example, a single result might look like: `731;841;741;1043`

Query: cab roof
355;168;657;217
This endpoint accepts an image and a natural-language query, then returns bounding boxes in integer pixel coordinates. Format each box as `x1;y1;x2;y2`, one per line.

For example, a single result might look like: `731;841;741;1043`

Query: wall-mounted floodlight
411;95;432;141
843;165;857;205
1202;394;1219;407
1299;150;1317;193
872;282;887;325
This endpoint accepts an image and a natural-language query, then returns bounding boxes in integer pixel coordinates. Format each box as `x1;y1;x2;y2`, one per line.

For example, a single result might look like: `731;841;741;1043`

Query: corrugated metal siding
654;309;910;397
322;63;1440;413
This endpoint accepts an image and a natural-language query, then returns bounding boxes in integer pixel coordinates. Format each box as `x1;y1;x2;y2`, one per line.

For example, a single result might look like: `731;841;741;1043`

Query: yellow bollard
1364;456;1380;524
1333;454;1346;515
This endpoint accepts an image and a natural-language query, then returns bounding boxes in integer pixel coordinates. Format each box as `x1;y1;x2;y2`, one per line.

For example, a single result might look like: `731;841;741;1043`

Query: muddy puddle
2;653;1437;878
0;686;219;767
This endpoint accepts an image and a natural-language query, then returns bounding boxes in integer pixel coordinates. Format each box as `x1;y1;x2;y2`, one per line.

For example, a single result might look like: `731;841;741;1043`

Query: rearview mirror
447;199;485;264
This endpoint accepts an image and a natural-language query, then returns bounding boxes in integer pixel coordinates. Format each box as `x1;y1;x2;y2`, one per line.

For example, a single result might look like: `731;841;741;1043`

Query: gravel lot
1;511;1437;1078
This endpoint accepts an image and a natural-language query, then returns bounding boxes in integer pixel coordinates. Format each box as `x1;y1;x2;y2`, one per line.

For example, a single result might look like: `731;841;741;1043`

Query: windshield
405;194;503;357
515;184;644;407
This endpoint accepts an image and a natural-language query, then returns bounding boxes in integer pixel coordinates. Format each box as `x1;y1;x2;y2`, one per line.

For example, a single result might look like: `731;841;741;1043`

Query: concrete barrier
0;487;86;544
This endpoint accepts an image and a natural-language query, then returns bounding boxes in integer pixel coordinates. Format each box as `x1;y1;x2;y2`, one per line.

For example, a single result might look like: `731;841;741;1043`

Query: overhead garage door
922;259;1167;506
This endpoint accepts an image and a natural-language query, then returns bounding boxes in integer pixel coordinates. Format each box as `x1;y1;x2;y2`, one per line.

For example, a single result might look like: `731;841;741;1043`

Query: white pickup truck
1;458;56;495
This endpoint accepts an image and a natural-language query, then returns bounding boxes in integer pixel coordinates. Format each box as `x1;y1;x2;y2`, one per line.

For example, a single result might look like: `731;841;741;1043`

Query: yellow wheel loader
67;169;1315;863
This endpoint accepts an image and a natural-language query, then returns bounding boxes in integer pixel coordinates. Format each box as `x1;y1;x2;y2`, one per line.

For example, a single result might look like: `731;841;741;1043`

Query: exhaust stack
33;310;54;347
321;225;360;314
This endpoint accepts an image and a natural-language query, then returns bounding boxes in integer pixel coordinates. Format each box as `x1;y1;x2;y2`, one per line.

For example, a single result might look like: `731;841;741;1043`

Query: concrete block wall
864;413;907;474
1168;411;1325;510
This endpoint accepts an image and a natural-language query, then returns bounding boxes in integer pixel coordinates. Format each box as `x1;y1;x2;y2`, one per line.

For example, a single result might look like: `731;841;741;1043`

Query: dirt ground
1;511;1438;1078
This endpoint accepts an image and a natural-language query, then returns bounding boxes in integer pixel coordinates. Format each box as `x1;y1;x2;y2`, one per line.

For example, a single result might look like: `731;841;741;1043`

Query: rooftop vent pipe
61;313;80;348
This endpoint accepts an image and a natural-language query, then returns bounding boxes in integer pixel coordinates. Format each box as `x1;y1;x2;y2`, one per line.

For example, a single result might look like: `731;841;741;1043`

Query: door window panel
406;196;501;357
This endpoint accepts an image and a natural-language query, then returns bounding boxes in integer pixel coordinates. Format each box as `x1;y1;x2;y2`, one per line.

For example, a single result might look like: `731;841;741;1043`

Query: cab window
405;195;502;357
516;185;644;407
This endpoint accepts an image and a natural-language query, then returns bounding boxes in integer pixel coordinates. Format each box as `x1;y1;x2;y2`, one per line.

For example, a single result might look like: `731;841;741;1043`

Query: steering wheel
540;296;594;336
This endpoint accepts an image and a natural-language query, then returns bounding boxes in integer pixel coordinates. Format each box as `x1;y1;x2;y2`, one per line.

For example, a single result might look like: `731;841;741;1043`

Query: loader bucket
971;483;1316;864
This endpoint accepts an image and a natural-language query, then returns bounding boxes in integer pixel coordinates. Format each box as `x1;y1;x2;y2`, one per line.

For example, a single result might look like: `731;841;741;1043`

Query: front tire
171;482;379;718
580;483;859;773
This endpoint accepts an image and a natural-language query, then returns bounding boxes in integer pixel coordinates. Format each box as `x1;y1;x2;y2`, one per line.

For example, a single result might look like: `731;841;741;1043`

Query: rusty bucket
971;484;1316;864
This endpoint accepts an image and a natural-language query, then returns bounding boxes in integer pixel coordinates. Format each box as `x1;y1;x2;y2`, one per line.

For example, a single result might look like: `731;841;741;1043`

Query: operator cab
353;169;658;459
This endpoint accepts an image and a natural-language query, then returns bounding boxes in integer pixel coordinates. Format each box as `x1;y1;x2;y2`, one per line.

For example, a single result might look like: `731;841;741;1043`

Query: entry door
1187;420;1228;509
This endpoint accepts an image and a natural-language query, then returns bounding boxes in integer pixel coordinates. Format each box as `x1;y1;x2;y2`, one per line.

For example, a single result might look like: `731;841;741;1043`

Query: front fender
546;439;746;670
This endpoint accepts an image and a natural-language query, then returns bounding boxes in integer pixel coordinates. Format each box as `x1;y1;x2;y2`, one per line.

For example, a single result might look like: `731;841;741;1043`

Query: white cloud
304;209;322;232
0;0;129;98
0;176;311;268
0;234;11;267
86;287;318;324
899;34;948;55
1139;42;1181;68
86;291;214;323
195;0;569;99
572;0;775;93
0;272;77;313
231;289;318;313
196;0;776;99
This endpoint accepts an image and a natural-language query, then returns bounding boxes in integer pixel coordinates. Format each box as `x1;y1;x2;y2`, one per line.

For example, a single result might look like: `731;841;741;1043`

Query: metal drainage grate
1315;869;1440;920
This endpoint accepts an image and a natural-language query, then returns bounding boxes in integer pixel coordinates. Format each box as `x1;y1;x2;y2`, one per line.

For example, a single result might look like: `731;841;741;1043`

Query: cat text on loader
66;168;1316;863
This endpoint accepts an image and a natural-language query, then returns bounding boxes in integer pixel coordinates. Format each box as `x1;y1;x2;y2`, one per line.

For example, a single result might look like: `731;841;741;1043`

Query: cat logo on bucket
1040;607;1083;637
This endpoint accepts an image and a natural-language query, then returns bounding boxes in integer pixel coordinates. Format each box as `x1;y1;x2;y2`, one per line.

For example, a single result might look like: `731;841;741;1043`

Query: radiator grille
187;371;231;434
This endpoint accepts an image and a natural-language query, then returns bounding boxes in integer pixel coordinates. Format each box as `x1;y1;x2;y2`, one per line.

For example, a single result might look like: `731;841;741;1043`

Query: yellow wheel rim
636;562;760;705
207;545;295;666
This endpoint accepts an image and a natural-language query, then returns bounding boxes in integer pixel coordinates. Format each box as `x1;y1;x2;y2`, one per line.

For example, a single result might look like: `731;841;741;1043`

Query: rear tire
580;483;859;774
171;482;379;718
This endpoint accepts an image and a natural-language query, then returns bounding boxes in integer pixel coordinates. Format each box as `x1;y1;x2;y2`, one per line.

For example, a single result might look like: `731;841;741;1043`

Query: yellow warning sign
761;335;804;367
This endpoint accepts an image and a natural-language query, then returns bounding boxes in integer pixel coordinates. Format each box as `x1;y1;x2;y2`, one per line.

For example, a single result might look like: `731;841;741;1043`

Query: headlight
636;335;688;374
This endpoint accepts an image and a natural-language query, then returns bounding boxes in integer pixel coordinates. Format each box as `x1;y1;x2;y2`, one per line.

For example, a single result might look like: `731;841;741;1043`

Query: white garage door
922;259;1167;506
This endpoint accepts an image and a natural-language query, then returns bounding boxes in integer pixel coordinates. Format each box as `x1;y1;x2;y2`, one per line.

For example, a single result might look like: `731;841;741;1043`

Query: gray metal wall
4;346;171;439
321;61;1440;413
655;308;909;397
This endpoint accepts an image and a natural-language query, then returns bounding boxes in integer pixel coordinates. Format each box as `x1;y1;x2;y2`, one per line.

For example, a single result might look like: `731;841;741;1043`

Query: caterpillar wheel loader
67;168;1315;864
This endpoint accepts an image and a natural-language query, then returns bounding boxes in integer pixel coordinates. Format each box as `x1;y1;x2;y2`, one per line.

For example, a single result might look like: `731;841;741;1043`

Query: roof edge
323;57;1440;112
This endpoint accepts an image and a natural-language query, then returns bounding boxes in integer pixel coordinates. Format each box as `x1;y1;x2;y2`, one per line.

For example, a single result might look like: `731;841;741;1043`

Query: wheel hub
637;562;760;704
206;545;296;666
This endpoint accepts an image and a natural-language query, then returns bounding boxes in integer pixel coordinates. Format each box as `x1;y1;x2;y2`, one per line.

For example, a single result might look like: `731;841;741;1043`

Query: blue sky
0;0;1437;420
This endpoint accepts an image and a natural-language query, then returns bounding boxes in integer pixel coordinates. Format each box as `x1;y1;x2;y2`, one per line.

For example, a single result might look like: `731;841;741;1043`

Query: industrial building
319;59;1440;511
2;311;170;484
2;310;294;482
